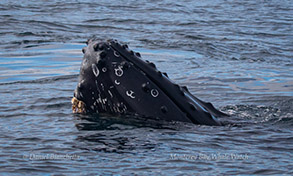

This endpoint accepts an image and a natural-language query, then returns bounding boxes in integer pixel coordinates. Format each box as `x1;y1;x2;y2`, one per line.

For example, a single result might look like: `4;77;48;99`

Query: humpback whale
72;39;227;126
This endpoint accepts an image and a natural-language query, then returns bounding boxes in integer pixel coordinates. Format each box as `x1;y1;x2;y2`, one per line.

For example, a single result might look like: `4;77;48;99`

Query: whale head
72;39;227;125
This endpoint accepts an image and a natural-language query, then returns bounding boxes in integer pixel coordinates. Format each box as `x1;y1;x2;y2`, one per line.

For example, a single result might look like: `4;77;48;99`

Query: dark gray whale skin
73;39;228;126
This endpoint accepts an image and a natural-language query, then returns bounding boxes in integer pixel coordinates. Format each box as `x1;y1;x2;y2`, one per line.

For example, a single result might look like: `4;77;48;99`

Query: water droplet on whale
115;66;123;77
114;51;120;57
115;80;120;85
102;67;107;72
92;64;100;77
151;89;159;97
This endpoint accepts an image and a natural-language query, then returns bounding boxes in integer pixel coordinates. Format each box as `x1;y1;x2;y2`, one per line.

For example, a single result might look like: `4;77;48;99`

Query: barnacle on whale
71;97;86;114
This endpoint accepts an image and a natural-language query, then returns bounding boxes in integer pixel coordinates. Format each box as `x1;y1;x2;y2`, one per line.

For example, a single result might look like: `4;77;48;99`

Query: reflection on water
0;44;83;82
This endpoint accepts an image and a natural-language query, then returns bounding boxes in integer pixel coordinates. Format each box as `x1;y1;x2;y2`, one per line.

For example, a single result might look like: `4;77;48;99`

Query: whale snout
73;39;131;114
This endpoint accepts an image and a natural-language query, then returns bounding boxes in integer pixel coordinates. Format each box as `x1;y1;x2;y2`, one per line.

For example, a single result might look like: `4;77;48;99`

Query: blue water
0;0;292;175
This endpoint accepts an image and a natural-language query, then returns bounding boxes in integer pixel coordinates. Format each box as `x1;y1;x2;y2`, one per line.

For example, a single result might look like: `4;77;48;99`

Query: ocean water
0;0;292;175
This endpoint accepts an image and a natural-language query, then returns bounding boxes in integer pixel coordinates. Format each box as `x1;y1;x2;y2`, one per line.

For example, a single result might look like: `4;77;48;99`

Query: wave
0;74;78;86
222;102;293;127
